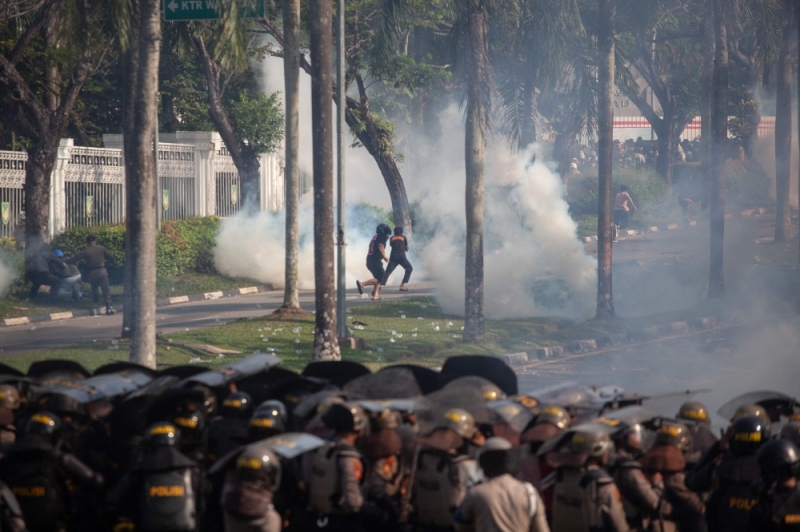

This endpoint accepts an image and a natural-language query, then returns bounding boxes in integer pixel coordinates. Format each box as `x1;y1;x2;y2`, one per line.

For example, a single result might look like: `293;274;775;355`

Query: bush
51;217;221;278
673;160;771;208
568;168;671;219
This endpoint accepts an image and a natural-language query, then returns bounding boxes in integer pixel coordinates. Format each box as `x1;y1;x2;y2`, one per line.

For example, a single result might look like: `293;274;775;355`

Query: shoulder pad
580;468;614;488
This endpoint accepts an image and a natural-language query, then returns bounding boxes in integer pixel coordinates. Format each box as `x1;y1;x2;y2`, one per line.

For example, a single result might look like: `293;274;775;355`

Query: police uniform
747;485;800;531
304;437;367;530
414;449;481;531
552;465;630;532
65;242;115;307
698;454;760;532
610;451;662;531
455;473;549;532
220;447;282;532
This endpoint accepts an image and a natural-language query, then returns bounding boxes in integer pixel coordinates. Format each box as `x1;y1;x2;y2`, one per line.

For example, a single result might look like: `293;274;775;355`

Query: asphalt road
0;212;789;355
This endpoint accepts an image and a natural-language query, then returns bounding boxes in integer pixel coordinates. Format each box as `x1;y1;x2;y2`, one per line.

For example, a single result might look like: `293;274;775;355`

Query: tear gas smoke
0;260;14;297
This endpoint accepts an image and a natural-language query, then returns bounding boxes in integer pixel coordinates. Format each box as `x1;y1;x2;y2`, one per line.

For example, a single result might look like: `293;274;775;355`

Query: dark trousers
88;269;111;306
383;258;413;285
28;271;62;301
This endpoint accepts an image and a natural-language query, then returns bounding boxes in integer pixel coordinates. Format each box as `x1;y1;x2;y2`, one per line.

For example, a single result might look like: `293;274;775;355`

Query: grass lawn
0;296;743;374
0;272;264;320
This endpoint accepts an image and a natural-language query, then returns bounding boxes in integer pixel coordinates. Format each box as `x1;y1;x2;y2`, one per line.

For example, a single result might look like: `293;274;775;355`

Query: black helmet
221;392;253;419
146;422;181;448
236;446;282;489
732;404;771;427
654;420;692;452
537;405;571;430
376;224;391;236
248;402;287;440
676;401;711;425
779;422;800;448
757;439;800;483
173;411;205;439
729;415;769;456
321;403;367;433
26;411;61;442
40;393;85;419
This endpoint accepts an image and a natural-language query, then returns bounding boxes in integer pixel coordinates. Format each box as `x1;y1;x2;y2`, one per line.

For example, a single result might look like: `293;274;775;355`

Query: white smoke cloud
0;260;14;297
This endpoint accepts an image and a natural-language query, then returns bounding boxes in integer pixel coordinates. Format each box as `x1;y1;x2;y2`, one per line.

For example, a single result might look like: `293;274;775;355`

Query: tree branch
7;0;63;66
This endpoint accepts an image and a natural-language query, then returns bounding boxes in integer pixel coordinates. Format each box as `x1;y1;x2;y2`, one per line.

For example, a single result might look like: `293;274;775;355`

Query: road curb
0;284;278;329
580;207;776;244
494;311;745;367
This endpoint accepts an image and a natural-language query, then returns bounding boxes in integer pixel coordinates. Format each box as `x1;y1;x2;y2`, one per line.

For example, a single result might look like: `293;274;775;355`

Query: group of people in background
566;137;704;178
357;223;413;300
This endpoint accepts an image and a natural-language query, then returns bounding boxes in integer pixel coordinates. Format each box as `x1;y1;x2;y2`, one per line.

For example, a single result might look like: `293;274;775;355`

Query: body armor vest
7;457;65;532
139;468;196;532
308;442;362;515
414;451;480;527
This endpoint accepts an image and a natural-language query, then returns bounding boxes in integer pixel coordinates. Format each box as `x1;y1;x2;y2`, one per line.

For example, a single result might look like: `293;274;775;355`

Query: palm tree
774;0;793;242
453;0;494;342
700;0;714;212
280;0;302;312
596;0;615;318
309;0;341;360
708;0;727;299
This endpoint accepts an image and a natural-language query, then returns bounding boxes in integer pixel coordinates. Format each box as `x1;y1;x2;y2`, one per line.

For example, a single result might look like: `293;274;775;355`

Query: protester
382;226;413;292
613;185;637;235
356;224;392;300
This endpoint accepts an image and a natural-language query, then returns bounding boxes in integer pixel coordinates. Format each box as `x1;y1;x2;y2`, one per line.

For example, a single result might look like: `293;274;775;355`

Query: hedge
673;160;771;208
51;217;220;278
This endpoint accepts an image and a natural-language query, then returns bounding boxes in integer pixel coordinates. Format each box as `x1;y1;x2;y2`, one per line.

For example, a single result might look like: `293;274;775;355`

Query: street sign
164;0;265;21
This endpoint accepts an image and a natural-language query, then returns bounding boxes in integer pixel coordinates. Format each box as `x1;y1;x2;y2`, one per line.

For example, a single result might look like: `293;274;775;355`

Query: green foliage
228;92;285;154
51;217;222;277
728;99;760;147
673;161;771;208
348;203;394;236
568;168;672;219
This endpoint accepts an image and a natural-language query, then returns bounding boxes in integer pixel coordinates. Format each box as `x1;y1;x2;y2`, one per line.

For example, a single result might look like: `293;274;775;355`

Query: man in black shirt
356;224;391;300
382;227;413;291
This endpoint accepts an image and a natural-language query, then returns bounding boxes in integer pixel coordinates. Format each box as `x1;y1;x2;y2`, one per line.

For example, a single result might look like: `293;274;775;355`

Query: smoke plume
0;259;14;297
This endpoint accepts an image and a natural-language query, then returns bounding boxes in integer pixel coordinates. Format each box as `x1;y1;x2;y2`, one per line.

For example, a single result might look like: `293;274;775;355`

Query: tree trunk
463;5;488;343
192;36;262;212
708;0;727;299
309;0;340;361
127;0;161;368
774;0;793;242
656;116;674;186
23;144;57;247
596;0;616;319
520;68;537;149
281;0;301;310
796;0;800;270
700;0;714;213
122;1;141;340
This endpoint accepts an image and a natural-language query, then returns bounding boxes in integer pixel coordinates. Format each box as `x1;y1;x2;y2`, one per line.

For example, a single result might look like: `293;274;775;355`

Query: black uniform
26;250;62;302
747;485;800;532
108;445;205;532
206;417;248;465
688;451;760;532
0;433;103;532
366;234;389;282
381;235;413;286
65;243;115;306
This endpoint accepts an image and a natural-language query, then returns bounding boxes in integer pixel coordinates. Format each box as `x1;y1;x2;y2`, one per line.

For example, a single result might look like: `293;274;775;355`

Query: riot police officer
303;402;379;531
108;422;205;532
551;426;629;532
781;423;800;449
362;409;404;524
414;408;484;532
173;411;208;464
245;401;288;443
676;401;718;467
641;421;705;532
609;422;662;531
747;439;800;531
0;411;103;532
220;445;282;532
208;392;253;464
688;415;768;532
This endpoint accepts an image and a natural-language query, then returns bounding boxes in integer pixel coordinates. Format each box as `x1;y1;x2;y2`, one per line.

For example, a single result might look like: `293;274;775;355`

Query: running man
613;184;637;241
356;224;392;300
382;226;413;291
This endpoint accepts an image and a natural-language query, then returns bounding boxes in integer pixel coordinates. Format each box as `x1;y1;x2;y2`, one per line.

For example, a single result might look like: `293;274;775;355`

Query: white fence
0;131;285;238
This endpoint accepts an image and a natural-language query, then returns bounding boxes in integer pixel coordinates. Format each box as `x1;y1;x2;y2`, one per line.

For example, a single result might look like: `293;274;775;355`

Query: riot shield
36;369;154;404
356;399;417;414
184;353;282;388
440;355;517;396
159;365;210;379
208;432;326;475
94;362;157;378
487;399;537;434
235;367;300;404
416;377;493;436
0;364;24;378
302;361;370;388
717;391;797;422
380;365;441;395
28;360;91;381
343;367;423;399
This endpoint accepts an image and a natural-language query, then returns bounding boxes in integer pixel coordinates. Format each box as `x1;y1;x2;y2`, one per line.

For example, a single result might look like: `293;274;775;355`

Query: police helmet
146;422;181;448
321;403;367;434
654;420;692;452
173;411;205;435
41;393;84;419
536;405;571;430
757;439;800;483
236;446;282;489
376;224;392;237
480;383;506;402
567;426;613;457
26;411;61;442
0;385;21;410
779;422;800;448
438;408;477;439
732;404;771;427
248;405;287;439
729;415;769;456
254;400;288;424
676;401;711;425
372;409;400;431
221;391;253;419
